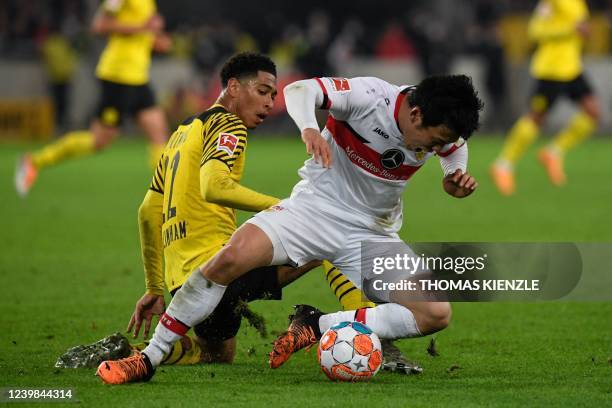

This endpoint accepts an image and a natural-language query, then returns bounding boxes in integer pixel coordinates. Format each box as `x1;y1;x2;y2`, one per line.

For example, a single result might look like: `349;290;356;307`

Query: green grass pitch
1;136;611;406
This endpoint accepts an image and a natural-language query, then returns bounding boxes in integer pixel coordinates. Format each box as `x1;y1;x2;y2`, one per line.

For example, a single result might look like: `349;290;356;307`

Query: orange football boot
490;163;515;196
14;155;38;197
538;148;566;186
96;351;155;384
269;305;323;369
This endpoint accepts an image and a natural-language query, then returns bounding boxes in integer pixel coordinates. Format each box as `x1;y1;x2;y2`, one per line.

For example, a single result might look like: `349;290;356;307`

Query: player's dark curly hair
408;75;484;140
220;52;277;87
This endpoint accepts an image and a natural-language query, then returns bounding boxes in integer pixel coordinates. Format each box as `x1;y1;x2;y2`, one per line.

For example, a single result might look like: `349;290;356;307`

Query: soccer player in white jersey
98;74;483;383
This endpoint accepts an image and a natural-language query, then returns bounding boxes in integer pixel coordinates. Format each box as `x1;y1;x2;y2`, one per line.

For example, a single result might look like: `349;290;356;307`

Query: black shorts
96;79;156;127
171;266;281;343
529;74;593;114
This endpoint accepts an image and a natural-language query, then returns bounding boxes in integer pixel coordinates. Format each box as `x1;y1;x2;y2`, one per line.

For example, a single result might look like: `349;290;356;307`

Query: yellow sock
132;334;202;366
552;111;596;154
323;261;375;310
149;144;165;170
499;116;539;165
31;130;95;169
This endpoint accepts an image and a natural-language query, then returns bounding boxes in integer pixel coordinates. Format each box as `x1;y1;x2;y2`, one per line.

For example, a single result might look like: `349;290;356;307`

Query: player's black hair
220;52;277;87
408;75;484;140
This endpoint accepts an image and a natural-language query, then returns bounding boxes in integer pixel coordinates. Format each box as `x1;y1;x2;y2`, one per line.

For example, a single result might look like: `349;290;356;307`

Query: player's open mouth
256;113;267;121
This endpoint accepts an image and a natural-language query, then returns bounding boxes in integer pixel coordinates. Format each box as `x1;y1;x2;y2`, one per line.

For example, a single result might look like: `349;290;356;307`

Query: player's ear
226;78;241;98
409;106;422;126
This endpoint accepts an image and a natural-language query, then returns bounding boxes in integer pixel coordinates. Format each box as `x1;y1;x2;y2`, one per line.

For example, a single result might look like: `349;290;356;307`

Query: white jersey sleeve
283;79;324;132
284;77;391;132
438;138;468;176
313;77;383;122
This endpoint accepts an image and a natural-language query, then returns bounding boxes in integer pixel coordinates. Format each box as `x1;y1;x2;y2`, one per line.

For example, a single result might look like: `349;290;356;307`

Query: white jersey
290;76;466;234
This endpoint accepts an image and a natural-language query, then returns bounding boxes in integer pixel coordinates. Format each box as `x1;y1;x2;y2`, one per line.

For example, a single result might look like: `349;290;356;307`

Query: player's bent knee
581;96;601;122
93;137;111;151
93;130;117;151
430;302;452;331
528;111;546;126
422;302;452;333
203;246;241;284
585;105;601;122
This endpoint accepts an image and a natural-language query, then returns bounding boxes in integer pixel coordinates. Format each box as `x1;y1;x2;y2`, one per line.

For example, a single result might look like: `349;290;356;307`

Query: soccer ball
317;321;383;382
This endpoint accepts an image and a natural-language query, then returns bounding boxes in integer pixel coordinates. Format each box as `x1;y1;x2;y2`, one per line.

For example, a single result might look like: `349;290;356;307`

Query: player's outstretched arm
138;190;165;295
132;189;166;338
200;160;280;211
284;80;332;168
277;260;323;287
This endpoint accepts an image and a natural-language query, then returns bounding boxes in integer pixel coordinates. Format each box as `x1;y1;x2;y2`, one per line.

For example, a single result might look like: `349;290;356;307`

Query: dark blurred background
1;0;611;137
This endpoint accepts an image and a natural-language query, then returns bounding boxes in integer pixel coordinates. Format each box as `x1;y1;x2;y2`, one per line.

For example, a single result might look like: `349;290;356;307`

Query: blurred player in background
491;0;600;195
41;23;78;132
15;0;172;197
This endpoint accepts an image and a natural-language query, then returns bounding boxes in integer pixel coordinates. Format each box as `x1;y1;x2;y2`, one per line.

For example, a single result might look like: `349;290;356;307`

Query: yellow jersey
95;0;156;85
150;105;249;291
529;0;589;81
42;34;77;83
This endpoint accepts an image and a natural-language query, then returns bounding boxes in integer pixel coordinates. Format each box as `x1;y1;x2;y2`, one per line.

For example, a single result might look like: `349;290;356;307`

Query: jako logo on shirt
331;78;351;92
217;133;239;155
373;127;389;139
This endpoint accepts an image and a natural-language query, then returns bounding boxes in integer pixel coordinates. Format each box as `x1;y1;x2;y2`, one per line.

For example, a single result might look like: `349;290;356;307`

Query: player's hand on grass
302;128;332;168
127;293;165;339
443;169;478;198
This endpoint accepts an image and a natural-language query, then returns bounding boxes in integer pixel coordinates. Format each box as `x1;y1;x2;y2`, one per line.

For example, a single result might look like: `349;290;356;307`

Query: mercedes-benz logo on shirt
380;149;405;169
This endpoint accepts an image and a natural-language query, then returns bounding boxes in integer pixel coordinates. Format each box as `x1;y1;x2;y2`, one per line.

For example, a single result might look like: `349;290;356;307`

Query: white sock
143;271;226;367
319;304;422;340
143;323;182;367
319;310;356;334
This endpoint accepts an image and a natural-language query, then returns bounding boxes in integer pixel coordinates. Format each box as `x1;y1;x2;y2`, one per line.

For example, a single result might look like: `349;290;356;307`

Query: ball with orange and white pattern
317;321;382;382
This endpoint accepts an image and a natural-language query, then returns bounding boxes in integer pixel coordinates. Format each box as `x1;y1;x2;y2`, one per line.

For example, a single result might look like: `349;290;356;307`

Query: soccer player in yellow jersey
15;0;172;197
491;0;600;195
120;52;320;366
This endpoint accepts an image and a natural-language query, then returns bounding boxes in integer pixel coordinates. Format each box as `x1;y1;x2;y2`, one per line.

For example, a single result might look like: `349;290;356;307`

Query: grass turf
1;136;611;406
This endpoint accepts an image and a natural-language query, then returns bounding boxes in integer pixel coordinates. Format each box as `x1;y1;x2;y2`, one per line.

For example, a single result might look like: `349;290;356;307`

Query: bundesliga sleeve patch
330;78;351;92
216;133;239;155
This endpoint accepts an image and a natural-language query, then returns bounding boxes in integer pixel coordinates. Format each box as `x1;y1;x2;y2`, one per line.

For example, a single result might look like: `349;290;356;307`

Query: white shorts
246;192;418;293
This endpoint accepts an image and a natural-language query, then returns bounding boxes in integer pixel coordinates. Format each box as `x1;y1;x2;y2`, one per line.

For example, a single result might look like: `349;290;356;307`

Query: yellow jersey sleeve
149;151;166;194
138;189;165;295
139;151;168;295
200;160;279;212
200;115;247;171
